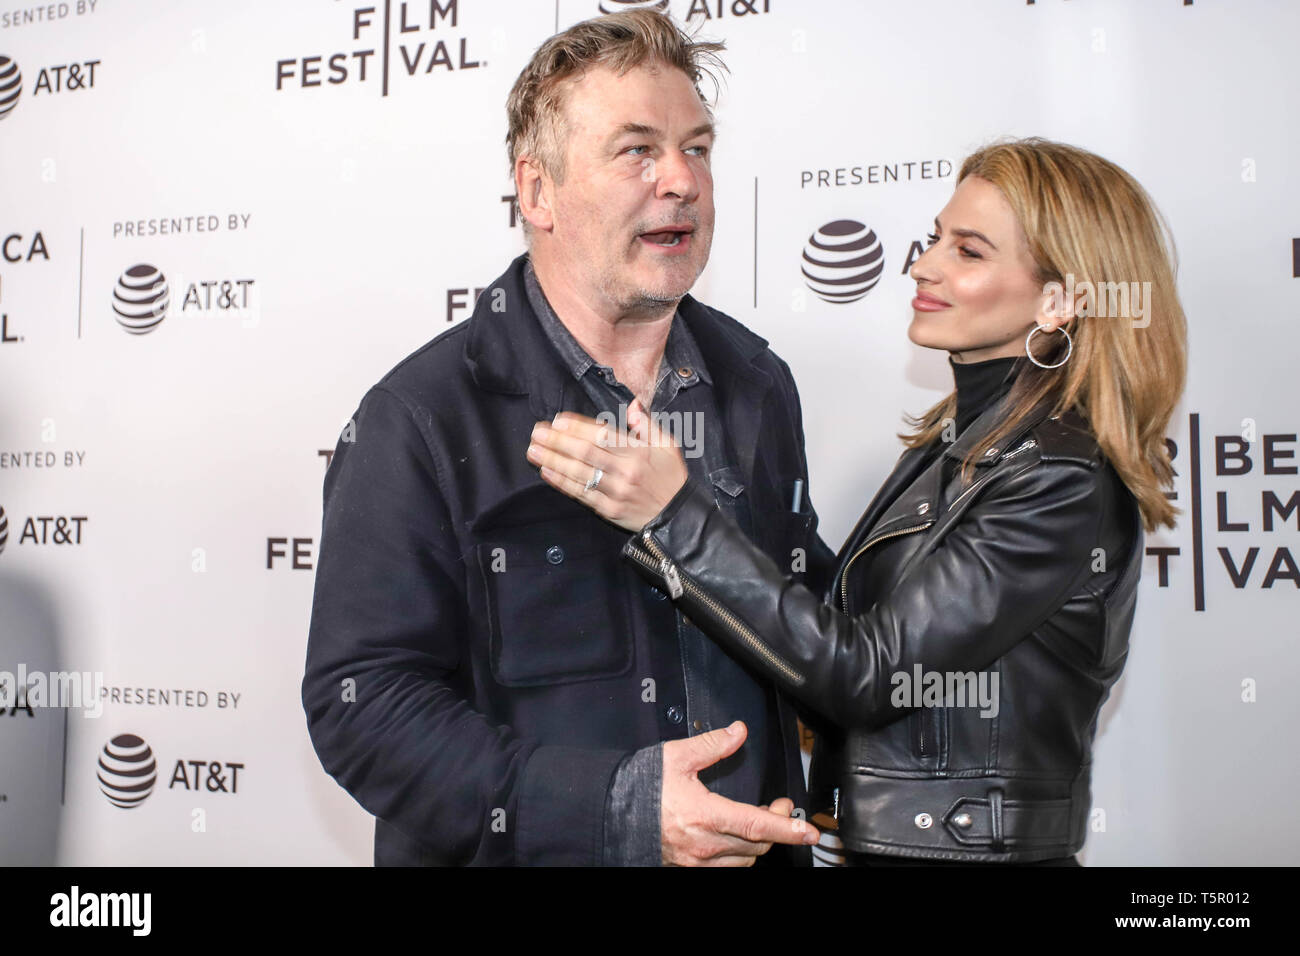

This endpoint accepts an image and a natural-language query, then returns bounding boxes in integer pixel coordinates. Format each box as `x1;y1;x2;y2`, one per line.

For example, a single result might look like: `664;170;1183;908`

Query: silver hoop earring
1026;324;1072;369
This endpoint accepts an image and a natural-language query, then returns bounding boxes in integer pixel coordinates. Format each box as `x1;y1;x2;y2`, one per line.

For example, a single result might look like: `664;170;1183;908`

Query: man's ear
515;156;554;233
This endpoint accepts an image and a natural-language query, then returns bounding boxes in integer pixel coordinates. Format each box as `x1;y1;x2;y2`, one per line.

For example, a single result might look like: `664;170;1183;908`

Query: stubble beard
607;230;711;319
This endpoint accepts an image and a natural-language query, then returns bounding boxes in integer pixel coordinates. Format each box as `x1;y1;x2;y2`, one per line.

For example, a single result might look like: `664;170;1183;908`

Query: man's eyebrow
606;121;716;146
934;215;997;250
612;122;660;140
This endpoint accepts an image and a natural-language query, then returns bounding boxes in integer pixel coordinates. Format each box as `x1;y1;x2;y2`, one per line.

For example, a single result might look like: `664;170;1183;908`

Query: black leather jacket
624;397;1144;862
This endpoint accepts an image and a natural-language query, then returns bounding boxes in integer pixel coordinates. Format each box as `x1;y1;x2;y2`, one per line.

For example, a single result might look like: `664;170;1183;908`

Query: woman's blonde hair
901;137;1188;531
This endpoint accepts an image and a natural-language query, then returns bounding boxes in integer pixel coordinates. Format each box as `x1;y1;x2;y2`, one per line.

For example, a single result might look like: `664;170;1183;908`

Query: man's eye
626;145;649;156
925;232;939;246
686;145;709;157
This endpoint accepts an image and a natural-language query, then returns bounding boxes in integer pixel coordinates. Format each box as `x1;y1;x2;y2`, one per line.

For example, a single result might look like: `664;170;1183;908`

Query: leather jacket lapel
832;393;1052;601
827;444;933;604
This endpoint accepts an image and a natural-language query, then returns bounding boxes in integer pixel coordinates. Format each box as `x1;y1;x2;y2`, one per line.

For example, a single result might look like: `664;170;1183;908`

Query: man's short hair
505;10;726;191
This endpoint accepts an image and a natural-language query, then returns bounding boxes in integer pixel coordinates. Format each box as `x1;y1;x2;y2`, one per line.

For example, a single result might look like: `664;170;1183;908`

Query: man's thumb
680;720;747;772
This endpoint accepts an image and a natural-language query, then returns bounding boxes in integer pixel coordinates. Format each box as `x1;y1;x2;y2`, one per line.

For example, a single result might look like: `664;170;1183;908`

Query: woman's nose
909;245;938;283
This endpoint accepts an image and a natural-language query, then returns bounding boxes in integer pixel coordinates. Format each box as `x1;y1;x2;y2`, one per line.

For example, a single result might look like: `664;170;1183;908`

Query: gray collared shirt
523;258;770;866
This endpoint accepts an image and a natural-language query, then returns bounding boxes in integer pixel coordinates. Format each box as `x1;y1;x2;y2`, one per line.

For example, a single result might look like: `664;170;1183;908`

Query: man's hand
661;720;819;866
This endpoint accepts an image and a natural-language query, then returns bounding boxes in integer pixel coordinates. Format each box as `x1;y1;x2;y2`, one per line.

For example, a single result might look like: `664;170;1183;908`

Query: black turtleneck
951;354;1022;436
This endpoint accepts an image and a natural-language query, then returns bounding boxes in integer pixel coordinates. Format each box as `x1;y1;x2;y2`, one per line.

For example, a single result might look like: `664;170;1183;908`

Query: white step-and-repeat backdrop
1;0;1296;865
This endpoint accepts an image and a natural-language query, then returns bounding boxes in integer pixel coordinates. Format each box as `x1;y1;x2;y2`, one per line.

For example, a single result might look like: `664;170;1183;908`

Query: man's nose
654;149;701;202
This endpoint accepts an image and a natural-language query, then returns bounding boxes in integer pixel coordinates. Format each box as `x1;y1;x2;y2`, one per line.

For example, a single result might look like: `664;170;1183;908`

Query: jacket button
545;545;564;565
983;447;999;458
953;812;973;829
916;502;930;515
692;719;704;731
666;705;685;724
649;584;667;601
914;812;934;830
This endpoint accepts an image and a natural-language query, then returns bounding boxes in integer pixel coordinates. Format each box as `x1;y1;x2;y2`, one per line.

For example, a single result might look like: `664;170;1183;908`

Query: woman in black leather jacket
527;138;1188;865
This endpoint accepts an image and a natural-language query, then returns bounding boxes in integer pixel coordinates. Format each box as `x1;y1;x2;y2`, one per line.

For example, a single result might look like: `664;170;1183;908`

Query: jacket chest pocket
474;507;635;688
748;469;815;572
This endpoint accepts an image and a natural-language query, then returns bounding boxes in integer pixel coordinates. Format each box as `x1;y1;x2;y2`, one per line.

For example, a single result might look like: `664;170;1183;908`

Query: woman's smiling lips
912;289;952;311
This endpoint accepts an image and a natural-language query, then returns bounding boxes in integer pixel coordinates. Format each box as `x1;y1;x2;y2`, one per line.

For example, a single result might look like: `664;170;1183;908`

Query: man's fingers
672;720;747;774
708;794;819;846
768;797;794;818
668;828;774;865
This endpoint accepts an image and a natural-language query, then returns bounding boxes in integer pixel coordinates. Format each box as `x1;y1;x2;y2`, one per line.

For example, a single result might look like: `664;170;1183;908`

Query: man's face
544;62;716;315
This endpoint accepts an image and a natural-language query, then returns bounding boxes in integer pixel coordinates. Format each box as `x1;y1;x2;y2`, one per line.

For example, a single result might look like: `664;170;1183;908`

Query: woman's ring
584;467;604;493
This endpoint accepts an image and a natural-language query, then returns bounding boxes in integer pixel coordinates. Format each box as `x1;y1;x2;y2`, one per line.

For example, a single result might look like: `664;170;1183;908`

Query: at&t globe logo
801;219;885;304
112;264;169;335
0;56;20;120
98;734;158;809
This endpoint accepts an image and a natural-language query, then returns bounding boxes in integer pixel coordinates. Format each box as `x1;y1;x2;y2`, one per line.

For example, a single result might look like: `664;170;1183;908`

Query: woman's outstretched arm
623;456;1108;729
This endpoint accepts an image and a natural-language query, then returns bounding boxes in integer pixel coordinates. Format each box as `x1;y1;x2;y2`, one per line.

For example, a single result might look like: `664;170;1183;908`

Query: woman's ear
1037;279;1076;333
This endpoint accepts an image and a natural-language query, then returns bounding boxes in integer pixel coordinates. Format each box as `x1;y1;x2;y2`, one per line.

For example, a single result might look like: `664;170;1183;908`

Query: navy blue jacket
301;254;833;865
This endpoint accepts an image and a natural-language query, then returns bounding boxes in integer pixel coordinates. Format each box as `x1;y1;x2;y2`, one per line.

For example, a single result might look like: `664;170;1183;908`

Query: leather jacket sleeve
622;454;1108;732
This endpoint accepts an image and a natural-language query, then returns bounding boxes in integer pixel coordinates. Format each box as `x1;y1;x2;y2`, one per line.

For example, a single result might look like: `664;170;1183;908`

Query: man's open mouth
639;227;693;247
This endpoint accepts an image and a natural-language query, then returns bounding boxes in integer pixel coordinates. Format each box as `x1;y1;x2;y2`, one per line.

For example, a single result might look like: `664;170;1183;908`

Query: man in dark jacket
301;10;832;866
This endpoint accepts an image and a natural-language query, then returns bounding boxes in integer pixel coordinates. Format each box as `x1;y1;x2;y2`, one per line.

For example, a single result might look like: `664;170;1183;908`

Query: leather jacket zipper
945;439;1039;515
836;440;1039;612
838;521;934;614
628;530;806;688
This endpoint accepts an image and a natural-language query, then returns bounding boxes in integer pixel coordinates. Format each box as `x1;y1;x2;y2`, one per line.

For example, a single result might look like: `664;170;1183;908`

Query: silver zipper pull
642;529;685;599
660;558;684;599
833;787;840;821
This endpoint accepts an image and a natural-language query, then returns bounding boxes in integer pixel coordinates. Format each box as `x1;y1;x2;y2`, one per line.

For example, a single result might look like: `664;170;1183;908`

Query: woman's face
908;175;1062;363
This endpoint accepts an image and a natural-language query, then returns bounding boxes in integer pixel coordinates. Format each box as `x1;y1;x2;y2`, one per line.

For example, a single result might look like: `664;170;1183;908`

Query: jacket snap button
916;502;930;515
545;545;564;565
666;705;685;724
953;812;973;829
983;447;999;458
914;812;933;829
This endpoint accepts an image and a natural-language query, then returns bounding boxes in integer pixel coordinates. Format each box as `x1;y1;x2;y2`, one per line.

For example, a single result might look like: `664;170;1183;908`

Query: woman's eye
925;232;939;246
959;246;982;259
